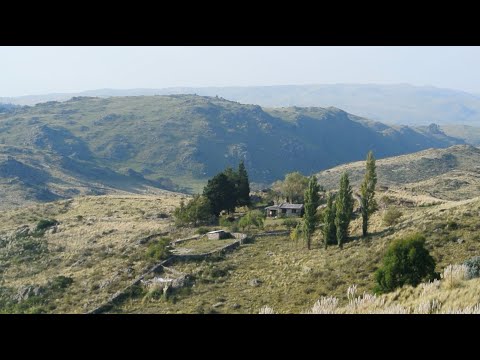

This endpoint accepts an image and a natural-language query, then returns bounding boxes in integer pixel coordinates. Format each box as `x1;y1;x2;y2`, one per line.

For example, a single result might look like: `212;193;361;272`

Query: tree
238;210;264;232
360;151;378;237
375;233;437;293
270;180;284;204
173;195;214;226
290;222;303;248
236;160;251;207
322;193;337;249
303;176;320;250
282;172;309;203
203;173;236;216
335;172;353;249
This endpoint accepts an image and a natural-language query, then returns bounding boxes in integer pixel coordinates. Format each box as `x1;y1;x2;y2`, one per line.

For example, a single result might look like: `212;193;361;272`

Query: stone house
265;203;304;218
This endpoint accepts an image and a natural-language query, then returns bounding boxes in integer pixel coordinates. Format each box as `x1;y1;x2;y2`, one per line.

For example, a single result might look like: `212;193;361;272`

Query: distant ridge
3;83;480;125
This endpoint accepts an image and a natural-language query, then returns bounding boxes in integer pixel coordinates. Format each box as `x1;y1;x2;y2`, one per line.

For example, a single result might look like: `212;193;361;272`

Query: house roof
265;203;304;210
207;230;227;234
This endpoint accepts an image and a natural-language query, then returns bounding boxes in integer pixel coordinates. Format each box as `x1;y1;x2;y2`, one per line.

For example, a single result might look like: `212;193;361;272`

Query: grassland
3;145;480;313
110;193;480;314
0;193;187;313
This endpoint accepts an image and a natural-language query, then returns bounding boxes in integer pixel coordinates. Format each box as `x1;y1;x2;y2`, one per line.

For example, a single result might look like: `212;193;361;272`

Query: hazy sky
1;46;480;97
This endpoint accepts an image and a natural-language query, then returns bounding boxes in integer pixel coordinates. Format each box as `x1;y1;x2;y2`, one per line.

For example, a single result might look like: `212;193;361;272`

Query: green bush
238;210;264;232
174;195;214;227
35;219;59;232
382;208;403;226
50;276;73;290
196;227;210;235
146;238;171;261
446;220;459;230
464;256;480;279
375;233;437;293
282;218;299;230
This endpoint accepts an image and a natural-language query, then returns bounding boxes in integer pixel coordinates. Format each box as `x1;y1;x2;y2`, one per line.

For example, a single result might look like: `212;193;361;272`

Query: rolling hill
0;95;463;209
315;144;480;201
4;83;480;125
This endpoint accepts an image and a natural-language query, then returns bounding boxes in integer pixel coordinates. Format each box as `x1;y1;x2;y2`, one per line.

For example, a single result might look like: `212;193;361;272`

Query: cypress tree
237;160;251;207
335;172;354;249
203;173;236;216
303;176;320;250
360;151;378;237
322;193;337;249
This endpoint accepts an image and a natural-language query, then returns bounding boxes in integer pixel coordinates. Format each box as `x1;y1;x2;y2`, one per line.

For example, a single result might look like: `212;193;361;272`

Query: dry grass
171;237;238;255
263;267;480;314
113;190;480;314
0;193;186;313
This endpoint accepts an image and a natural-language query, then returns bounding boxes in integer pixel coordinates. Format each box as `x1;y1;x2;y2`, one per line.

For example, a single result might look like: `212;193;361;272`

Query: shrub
441;264;468;288
174;195;214;227
463;256;480;279
375;233;437;293
446;220;459;230
219;216;234;227
146;238;171;261
282;218;299;230
196;227;210;235
35;219;59;232
380;195;395;206
382;208;403;226
50;276;73;290
238;210;264;232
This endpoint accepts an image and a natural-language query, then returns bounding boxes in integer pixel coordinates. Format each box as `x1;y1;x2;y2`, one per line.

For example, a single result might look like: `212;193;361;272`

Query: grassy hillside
315;144;480;201
0;193;187;313
110;195;480;314
3;144;480;313
0;95;462;210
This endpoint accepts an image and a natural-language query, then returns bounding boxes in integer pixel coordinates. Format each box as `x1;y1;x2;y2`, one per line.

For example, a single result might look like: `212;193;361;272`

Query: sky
1;46;480;97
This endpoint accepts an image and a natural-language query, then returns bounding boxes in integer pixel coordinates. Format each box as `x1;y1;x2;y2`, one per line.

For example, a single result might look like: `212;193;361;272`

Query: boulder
249;279;262;287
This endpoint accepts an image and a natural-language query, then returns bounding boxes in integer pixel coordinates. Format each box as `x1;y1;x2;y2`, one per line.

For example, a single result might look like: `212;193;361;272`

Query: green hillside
0;94;463;209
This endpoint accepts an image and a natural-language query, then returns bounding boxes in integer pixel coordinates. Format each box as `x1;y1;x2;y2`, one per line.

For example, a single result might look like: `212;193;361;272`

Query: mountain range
0;94;464;209
3;83;480;125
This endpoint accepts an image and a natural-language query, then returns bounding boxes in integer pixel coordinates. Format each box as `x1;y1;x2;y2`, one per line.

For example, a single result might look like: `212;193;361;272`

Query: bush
464;256;480;279
146;238;171;261
196;227;210;235
238;210;264;232
382;208;403;226
446;220;459;230
50;276;73;290
174;195;214;227
35;219;58;232
219;216;234;227
282;218;299;230
375;233;437;293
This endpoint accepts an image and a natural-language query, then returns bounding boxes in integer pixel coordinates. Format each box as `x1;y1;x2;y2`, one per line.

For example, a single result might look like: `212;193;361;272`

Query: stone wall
86;232;248;314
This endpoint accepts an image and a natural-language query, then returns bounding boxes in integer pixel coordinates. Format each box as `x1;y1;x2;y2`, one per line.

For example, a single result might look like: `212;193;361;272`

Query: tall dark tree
303;176;320;250
203;173;236;216
322;193;337;249
236;160;251;207
173;195;213;226
223;166;239;207
335;172;354;249
360;151;378;237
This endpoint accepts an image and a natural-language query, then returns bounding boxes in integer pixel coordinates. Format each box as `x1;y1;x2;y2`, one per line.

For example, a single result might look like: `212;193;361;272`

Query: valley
2;144;480;313
0;95;463;210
